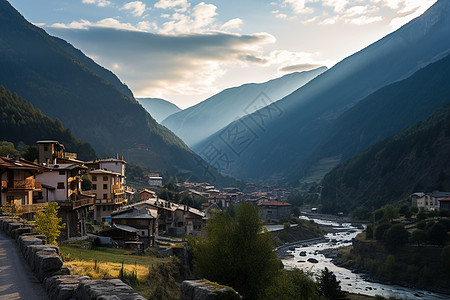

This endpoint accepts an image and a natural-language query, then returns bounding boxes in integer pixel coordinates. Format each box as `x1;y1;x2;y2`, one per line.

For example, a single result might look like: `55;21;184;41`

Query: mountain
320;102;450;214
194;0;450;182
0;0;234;185
137;98;181;123
294;51;450;183
0;85;96;160
162;67;327;147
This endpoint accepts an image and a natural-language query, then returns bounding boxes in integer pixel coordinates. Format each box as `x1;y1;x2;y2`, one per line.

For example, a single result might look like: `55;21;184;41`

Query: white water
281;216;449;299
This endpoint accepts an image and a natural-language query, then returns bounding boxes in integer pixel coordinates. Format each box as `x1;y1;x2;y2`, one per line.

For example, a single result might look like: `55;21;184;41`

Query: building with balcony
35;163;94;239
0;156;44;209
36;140;78;165
88;169;128;223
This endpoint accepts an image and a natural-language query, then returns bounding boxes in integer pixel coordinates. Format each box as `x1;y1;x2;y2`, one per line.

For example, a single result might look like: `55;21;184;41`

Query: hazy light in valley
9;0;437;109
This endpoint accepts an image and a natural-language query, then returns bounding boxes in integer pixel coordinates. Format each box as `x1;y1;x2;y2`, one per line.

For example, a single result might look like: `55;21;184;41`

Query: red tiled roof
0;157;44;170
439;197;450;202
258;201;291;207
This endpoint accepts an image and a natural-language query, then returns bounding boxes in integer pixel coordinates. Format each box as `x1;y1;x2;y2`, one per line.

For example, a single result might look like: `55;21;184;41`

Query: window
44;146;48;151
57;182;65;189
103;176;108;181
103;193;107;199
103;184;107;190
92;176;97;181
59;170;65;175
142;231;145;236
7;196;14;204
92;184;97;190
103;206;106;211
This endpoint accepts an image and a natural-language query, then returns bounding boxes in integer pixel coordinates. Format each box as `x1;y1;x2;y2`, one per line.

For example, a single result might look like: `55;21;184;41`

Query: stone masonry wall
0;214;146;300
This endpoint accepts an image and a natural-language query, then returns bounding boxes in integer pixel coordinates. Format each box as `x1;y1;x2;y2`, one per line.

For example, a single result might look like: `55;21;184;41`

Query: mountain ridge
195;0;450;183
137;98;181;124
162;67;327;147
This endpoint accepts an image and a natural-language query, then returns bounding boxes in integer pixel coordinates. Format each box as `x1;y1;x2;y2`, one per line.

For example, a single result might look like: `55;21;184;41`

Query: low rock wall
180;280;241;300
0;215;145;300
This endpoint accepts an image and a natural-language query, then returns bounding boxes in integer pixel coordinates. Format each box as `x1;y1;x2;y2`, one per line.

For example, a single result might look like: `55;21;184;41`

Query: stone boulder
44;275;90;300
74;279;146;300
180;280;242;300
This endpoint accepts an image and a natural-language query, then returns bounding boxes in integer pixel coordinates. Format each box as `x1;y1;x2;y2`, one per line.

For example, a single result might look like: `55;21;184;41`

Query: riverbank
329;234;450;296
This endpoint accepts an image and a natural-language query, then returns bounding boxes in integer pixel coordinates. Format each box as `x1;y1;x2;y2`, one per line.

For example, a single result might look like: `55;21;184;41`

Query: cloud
283;0;315;14
50;18;144;31
158;2;219;34
221;18;243;31
279;63;323;72
120;1;147;17
81;0;111;7
48;27;276;102
154;0;190;12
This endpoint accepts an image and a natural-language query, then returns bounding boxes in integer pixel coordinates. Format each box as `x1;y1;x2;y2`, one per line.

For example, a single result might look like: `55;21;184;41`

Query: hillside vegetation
0;85;96;160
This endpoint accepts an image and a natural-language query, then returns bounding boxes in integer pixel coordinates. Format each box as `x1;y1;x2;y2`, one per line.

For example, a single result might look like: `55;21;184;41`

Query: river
279;216;449;299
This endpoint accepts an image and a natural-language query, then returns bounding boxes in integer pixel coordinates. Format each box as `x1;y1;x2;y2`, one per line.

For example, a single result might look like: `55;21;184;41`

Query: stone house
258;201;292;221
411;191;450;211
111;207;156;247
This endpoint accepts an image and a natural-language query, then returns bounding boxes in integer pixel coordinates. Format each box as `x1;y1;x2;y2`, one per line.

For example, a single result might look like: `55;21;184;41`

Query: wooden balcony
1;203;48;215
1;179;41;191
73;198;95;209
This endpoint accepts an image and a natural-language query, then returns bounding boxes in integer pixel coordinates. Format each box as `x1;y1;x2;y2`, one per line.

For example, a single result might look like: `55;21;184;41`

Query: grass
60;245;182;299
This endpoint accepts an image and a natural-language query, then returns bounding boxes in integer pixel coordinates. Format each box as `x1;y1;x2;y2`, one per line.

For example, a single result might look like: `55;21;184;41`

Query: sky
8;0;437;109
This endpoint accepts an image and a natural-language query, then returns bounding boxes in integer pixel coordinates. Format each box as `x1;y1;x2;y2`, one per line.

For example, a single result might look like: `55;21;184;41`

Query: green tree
427;222;448;245
410;229;427;246
317;267;345;299
384;224;409;248
21;145;39;162
374;223;391;240
0;141;18;157
81;175;92;191
264;269;320;300
441;245;450;273
384;254;396;280
382;204;398;222
292;206;301;218
190;202;280;300
34;202;65;245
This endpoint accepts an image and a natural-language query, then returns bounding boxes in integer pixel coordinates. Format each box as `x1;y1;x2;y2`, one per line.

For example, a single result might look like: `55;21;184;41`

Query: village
0;140;296;249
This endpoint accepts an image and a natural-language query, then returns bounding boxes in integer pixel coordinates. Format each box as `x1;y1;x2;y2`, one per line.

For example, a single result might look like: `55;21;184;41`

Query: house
147;172;163;187
0;157;44;212
140;189;156;201
111;207;156;247
439;197;450;211
258;201;292;221
36;140;78;165
35;163;94;239
99;224;139;243
85;157;134;203
87;169;128;223
125;197;205;237
411;191;450;211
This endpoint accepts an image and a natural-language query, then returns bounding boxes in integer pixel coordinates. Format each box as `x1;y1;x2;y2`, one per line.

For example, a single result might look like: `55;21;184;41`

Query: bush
384;224;409;248
427;222;448;245
283;222;291;230
410;229;426;246
375;223;391;240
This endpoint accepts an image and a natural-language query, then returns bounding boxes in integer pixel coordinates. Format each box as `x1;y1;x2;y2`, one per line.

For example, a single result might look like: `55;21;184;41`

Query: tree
190;202;280;300
21;145;39;162
374;223;391;240
427;222;448;245
34;202;65;245
264;269;320;300
81;175;92;191
410;229;427;246
384;224;409;248
317;267;345;299
0;141;18;157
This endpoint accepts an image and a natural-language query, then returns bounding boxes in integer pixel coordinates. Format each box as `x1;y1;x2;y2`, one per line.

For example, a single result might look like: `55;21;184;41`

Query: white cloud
154;0;190;12
276;13;288;19
159;2;218;34
81;0;111;7
120;1;147;17
283;0;315;14
221;18;243;31
50;18;145;31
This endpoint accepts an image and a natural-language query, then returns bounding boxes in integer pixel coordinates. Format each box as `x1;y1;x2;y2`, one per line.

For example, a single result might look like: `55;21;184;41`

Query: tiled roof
258;201;292;207
0;157;44;170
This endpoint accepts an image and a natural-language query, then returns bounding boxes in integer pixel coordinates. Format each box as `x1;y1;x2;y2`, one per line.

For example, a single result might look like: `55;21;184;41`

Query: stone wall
180;280;241;300
0;214;145;300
